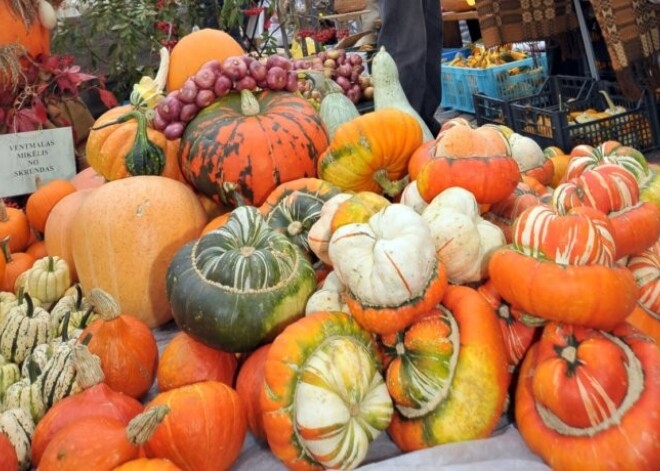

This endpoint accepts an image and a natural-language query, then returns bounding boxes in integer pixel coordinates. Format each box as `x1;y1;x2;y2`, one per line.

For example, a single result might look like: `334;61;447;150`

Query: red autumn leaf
97;88;119;109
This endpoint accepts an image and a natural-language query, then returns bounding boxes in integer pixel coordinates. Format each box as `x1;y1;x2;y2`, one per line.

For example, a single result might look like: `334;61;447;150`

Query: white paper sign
0;127;77;198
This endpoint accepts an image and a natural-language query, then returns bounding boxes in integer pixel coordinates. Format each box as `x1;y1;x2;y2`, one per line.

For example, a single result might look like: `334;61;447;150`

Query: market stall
1;2;660;471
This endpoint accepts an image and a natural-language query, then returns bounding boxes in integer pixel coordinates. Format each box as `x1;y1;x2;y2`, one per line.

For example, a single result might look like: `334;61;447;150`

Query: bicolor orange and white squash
483;180;544;243
626;240;660;343
415;124;520;205
261;311;393;470
386;285;509;451
489;205;639;330
421;187;506;285
508;132;554;185
516;322;660;471
305;271;349;315
553;164;660;260
328;204;447;335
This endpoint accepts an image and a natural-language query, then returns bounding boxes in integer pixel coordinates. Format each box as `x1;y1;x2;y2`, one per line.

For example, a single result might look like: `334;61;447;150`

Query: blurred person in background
376;0;443;134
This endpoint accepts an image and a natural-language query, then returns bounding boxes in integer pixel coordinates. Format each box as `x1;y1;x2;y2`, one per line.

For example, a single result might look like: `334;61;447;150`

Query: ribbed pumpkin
0;200;30;253
80;289;159;399
25;178;77;234
114;458;183;471
178;90;329;208
235;343;271;441
626;240;660;343
167;206;317;353
86;105;184;182
317;109;423;197
70;176;207;327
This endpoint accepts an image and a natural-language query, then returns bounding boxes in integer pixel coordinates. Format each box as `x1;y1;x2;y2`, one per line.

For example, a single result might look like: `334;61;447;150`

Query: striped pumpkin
178;90;329;208
259;178;342;256
0;294;51;365
166;206;317;353
0;354;21;402
261;311;393;470
49;285;98;338
37;341;89;411
3;374;45;424
0;407;34;471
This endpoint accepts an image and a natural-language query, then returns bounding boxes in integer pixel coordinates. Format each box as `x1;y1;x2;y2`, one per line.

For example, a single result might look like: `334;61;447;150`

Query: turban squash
516;322;660;471
179;90;329;208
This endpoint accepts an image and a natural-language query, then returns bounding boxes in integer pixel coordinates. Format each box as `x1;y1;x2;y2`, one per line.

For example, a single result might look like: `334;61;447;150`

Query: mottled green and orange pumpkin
179;90;329;208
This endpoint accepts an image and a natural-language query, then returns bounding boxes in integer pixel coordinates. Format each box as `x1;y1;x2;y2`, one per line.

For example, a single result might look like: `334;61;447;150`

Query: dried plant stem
9;0;41;27
0;44;28;92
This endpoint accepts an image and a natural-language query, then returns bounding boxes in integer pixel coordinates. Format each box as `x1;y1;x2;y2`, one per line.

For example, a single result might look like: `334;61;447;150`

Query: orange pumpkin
407;140;435;180
86;105;184;182
386;285;509;451
70;166;106;190
80;289;159;399
0;2;51;59
25;178;77;234
0;431;18;471
39;407;168;471
416;124;520;204
143;381;247;471
0;237;35;292
157;331;238;392
25;239;48;260
235;343;271;441
483;180;544;243
44;189;93;283
201;212;231;235
71;176;207;327
113;458;183;471
0;199;31;252
167;28;245;92
516;322;660;470
626;241;660;343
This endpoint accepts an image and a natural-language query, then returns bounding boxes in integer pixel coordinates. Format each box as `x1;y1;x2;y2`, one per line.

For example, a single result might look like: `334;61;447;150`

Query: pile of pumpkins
0;27;659;471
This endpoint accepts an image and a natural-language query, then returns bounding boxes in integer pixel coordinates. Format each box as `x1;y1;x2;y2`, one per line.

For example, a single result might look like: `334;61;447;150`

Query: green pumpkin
166;205;317;353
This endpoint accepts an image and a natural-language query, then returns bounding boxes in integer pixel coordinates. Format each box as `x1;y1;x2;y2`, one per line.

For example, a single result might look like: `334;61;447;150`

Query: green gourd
371;46;434;142
316;74;360;140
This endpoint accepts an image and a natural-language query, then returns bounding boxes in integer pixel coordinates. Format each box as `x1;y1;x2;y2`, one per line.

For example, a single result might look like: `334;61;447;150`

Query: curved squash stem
219;182;248;208
373;169;409;198
0;200;8;222
0;237;10;264
87;288;121;321
126;405;170;446
73;344;104;390
599;90;626;115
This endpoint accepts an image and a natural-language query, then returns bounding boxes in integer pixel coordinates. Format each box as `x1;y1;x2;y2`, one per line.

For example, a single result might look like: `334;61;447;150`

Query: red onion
199;59;222;75
285;71;299;93
179;103;199;122
235;75;258;91
336;64;352;78
195;89;216;108
346;86;361;104
178;79;198;103
266;54;292;71
194;67;217;90
256;79;269;90
350;70;361;83
213;74;233;97
335;75;351;92
267;66;287;90
222;56;248;81
164;122;185;140
348;54;363;66
157;95;182;121
248;60;268;82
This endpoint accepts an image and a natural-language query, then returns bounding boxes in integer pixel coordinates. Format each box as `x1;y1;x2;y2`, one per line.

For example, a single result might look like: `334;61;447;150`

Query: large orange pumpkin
86;105;184;182
70;176;207;327
166;28;245;92
179;90;329;207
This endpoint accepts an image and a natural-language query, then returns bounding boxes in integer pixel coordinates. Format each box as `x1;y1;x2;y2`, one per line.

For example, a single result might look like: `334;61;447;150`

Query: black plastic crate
510;80;660;153
473;75;596;128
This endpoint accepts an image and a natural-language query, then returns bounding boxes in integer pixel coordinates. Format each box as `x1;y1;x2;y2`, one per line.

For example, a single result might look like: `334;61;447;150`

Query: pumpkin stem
287;220;304;236
23;292;34;318
79;305;96;329
46;255;54;272
26;358;42;383
240;89;261;116
126;404;170;446
60;311;71;342
0;200;8;222
372;169;409;198
73;284;83;311
87;288;121;321
0;236;11;264
219;182;248;208
73;344;104;389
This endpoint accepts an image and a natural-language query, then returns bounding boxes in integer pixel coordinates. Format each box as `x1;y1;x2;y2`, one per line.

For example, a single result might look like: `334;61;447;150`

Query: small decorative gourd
0;293;51;365
48;284;98;337
0;354;21;403
2;361;46;423
22;255;71;306
0;407;34;471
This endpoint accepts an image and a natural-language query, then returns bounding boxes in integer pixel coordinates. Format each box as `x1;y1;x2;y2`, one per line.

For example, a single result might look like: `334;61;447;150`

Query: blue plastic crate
441;48;470;63
441;53;548;113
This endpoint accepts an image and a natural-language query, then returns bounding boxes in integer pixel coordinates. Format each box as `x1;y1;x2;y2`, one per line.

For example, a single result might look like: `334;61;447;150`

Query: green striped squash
0;294;51;366
166;205;317;353
3;373;45;423
48;284;98;337
0;407;34;471
38;341;87;410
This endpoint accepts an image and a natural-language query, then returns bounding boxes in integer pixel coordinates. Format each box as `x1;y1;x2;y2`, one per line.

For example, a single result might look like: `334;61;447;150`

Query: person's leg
420;0;442;135
376;0;426;113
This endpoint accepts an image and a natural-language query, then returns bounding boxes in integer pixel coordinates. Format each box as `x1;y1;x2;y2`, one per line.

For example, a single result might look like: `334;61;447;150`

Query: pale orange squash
70;176;207;327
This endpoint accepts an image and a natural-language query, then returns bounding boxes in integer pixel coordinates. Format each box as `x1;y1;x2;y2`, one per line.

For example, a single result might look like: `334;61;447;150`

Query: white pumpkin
305;271;349;315
328;203;437;306
308;193;352;265
422;187;506;284
399;180;428;214
508;132;546;173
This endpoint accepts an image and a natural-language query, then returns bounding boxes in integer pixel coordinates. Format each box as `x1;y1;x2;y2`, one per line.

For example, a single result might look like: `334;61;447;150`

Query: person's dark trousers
377;0;443;135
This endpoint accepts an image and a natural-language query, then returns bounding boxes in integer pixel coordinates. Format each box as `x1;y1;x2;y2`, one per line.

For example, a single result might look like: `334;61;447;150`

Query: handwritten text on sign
0;127;76;198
